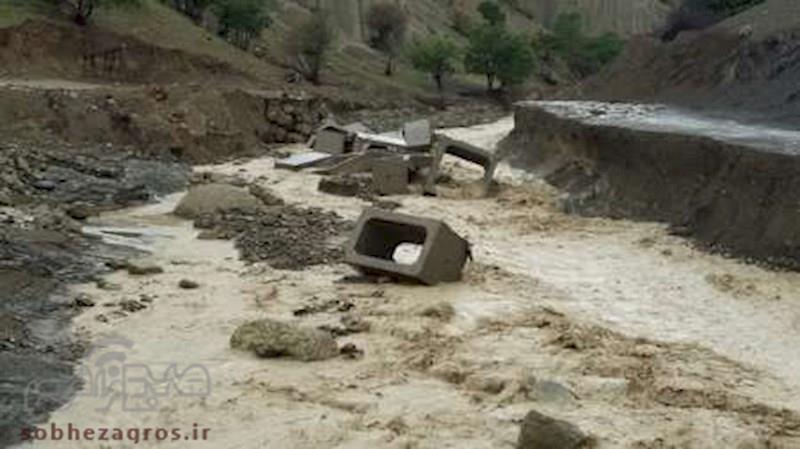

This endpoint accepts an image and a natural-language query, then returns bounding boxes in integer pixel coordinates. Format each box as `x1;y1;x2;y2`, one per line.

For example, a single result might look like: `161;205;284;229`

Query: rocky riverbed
0;143;188;447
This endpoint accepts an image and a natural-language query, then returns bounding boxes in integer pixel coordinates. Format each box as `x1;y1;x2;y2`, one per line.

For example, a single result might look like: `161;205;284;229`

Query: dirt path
17;119;800;448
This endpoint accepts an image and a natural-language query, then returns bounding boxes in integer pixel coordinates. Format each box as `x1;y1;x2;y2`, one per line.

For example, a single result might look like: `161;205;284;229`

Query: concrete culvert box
344;208;470;285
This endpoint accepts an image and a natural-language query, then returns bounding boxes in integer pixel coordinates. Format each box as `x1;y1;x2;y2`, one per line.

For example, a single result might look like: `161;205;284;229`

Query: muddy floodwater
14;116;800;448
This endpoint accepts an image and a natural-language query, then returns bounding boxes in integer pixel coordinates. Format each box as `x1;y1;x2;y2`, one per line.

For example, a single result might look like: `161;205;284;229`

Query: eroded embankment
503;101;800;268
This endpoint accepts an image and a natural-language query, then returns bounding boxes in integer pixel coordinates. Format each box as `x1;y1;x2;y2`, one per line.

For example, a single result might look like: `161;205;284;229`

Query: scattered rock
126;259;164;276
372;199;402;210
173;183;262;218
249;184;285;206
293;297;355;316
66;203;92;220
430;361;469;384
318;175;373;198
230;318;339;361
72;294;96;308
33;180;57;191
119;299;147;313
465;374;507;395
96;279;122;291
95;314;109;323
179;279;200;289
318;315;371;337
340;343;364;359
517;410;592;449
139;294;156;303
419;302;455;321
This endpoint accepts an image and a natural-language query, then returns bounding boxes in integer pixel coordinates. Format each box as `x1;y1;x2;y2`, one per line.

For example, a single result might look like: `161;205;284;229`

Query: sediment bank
503;101;800;268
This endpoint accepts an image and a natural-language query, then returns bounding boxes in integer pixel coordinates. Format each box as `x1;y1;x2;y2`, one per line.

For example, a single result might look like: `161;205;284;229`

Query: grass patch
0;0;58;28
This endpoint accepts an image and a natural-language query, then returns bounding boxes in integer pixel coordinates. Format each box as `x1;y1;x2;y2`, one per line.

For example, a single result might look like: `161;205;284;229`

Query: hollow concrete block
344;208;470;285
424;134;498;197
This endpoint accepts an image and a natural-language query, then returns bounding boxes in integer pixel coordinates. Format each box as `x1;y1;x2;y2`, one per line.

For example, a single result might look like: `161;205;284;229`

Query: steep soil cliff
504;101;800;268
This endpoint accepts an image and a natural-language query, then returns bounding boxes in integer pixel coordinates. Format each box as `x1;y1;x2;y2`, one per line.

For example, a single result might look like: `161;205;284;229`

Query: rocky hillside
274;0;676;41
583;0;800;125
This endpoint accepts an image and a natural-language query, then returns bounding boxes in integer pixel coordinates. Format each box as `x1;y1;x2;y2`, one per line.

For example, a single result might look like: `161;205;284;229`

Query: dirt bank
503;101;800;269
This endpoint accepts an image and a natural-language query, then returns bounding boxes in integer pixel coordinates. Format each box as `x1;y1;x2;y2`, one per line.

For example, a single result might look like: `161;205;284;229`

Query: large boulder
517;410;592;449
230;318;339;361
173;183;262;218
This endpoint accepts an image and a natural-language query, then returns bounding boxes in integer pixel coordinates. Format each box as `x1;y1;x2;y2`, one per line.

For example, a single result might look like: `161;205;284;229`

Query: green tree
464;24;535;91
407;34;459;95
542;12;624;77
477;0;505;26
213;0;271;49
286;8;335;85
59;0;138;25
366;2;408;76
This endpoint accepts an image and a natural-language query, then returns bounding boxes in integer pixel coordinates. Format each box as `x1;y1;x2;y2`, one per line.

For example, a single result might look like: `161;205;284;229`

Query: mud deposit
504;101;800;268
0;145;188;447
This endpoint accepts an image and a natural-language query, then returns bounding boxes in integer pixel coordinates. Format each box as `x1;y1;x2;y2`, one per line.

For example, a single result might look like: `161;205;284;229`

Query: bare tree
365;2;408;76
285;8;335;84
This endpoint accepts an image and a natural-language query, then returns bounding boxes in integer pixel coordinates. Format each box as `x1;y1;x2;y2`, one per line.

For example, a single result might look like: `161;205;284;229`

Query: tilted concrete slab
424;134;498;197
275;152;335;171
344;208;469;285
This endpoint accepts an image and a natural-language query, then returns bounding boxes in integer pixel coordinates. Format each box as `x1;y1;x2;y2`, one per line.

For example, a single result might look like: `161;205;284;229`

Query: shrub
285;8;335;85
365;2;408;76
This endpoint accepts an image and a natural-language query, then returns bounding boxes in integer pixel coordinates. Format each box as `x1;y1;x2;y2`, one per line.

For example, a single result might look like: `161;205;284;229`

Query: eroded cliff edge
503;101;800;268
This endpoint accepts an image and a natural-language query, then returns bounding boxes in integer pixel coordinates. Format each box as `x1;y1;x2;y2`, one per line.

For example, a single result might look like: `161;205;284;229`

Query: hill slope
582;0;800;124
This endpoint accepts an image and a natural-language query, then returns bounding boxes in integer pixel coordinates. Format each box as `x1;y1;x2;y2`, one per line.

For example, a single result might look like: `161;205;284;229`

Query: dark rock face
517;410;591;449
505;102;800;269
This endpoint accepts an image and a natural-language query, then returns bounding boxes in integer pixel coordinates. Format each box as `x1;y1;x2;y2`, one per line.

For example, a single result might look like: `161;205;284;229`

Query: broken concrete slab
402;119;432;149
371;157;408;195
314;151;392;176
308;122;371;152
424;134;498;197
344;208;470;285
355;119;433;152
313;128;348;154
274;151;334;171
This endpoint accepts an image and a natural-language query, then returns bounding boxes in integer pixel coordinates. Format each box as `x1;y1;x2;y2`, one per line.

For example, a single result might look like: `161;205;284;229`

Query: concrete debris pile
274;118;500;199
